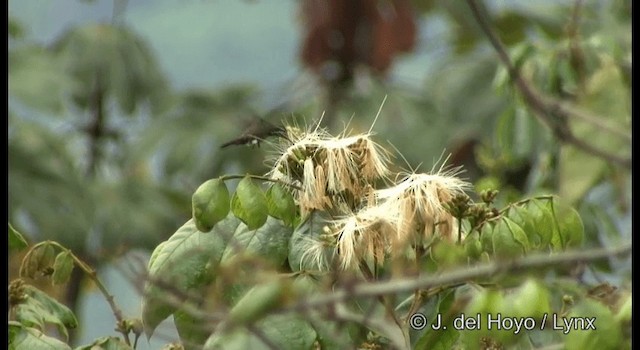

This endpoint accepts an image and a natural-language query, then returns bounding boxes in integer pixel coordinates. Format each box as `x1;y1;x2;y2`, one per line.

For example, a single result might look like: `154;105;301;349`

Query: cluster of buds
268;124;470;270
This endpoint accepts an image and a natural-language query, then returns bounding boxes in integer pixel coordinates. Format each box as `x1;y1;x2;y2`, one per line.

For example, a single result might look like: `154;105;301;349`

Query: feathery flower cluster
269;126;391;215
268;123;470;270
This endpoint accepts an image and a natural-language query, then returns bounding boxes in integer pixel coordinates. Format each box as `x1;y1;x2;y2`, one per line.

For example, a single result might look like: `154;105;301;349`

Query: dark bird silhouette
220;116;287;148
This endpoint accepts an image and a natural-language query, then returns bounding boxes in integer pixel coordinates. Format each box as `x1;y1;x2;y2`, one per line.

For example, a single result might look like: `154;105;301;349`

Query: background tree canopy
9;0;630;349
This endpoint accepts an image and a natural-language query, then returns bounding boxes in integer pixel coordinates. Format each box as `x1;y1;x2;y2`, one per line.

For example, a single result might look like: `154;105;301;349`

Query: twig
285;242;631;311
464;0;631;169
34;241;132;345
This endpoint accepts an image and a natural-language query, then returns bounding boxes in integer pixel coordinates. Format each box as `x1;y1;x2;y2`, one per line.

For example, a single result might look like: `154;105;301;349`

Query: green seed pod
192;178;230;232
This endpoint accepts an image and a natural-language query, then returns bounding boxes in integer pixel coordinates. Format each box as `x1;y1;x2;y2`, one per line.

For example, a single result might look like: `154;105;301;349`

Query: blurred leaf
551;198;584;248
53;23;170;115
142;217;236;337
231;176;268;230
559;56;630;204
15;285;78;341
8;17;25;39
9;322;72;350
9;223;28;252
565;300;622;350
9;45;76;114
51;251;74;286
174;309;211;350
204;313;316;350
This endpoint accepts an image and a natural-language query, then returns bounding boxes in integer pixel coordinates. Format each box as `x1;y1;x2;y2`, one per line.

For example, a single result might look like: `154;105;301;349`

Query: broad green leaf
192;178;230;232
9;322;72;350
142;216;237;337
551;199;584;248
74;336;132;350
463;234;482;260
9;223;28;252
510;199;554;249
221;216;293;268
256;314;316;350
565;300;622;350
288;211;333;272
502;217;530;252
265;183;297;227
204;314;316;350
492;218;526;259
508;279;551;318
51;251;74;285
15;285;78;340
174;309;211;350
231;176;268;230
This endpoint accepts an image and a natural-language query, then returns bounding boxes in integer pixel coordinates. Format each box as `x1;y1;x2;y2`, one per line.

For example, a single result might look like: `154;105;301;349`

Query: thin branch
43;241;131;345
465;0;631;169
285;242;631;311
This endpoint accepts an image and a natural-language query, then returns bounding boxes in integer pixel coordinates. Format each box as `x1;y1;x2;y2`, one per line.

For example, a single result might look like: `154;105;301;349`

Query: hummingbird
220;116;287;148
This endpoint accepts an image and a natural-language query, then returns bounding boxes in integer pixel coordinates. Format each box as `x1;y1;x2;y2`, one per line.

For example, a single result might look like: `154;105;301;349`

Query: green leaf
9;223;28;252
51;252;74;285
221;216;293;268
15;285;78;341
414;290;459;349
492;218;527;259
255;314;316;350
174;309;211;350
265;184;297;227
509;199;554;249
142;217;237;337
479;223;494;254
550;199;584;248
502;217;530;252
9;322;72;350
204;314;316;350
508;279;551;318
565;300;622;350
74;336;132;350
192;178;230;232
231;176;268;230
